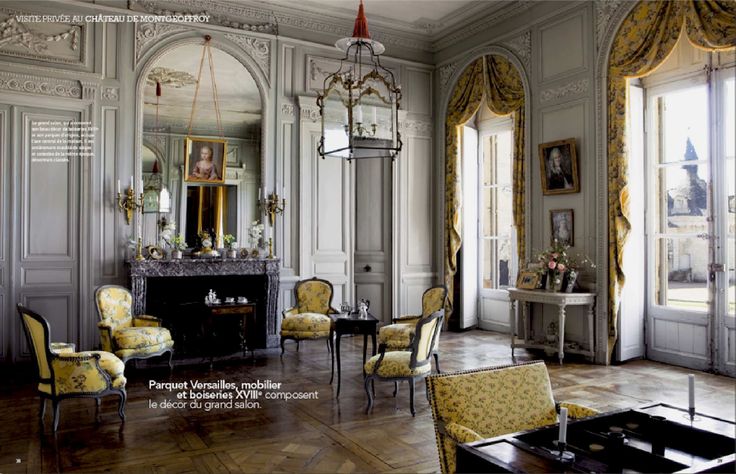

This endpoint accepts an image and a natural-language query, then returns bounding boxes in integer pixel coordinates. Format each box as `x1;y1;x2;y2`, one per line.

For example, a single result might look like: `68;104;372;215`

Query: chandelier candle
688;374;695;420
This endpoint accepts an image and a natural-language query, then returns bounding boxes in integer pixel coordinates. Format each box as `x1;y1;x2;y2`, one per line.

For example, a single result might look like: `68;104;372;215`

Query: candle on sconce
130;176;134;190
371;106;377;125
355;105;363;123
117;179;121;194
558;407;568;445
139;178;144;194
258;187;262;200
343;108;349;126
688;374;695;411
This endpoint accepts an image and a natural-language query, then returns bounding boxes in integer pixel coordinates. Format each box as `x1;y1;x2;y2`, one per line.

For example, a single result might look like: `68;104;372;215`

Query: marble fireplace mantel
127;258;280;348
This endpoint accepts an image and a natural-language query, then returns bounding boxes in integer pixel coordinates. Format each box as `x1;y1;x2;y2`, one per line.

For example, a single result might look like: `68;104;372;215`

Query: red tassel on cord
152;160;160;174
156;81;162;97
352;0;371;39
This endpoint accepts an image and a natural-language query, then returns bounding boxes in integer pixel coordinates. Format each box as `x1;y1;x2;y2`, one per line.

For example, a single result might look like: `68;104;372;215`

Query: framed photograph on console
539;138;579;195
184;137;227;184
516;271;541;290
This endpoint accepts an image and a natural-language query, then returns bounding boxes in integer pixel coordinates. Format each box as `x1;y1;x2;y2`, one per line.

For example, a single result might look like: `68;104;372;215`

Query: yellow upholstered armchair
365;310;444;417
94;285;174;368
378;285;447;371
427;360;599;474
280;277;338;355
18;304;127;432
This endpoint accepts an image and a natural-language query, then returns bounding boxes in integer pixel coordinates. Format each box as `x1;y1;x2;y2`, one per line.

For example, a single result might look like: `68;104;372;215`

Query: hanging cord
186;35;225;139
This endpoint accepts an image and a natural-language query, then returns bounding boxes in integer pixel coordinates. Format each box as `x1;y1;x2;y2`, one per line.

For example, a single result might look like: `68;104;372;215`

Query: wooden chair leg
364;376;374;413
118;390;127;421
168;350;174;371
393;381;399;397
39;398;46;426
409;379;416;417
433;352;441;373
280;337;286;356
52;400;61;432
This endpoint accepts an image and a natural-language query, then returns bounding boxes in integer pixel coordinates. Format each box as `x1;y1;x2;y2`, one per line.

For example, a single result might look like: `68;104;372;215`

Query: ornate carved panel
0;71;82;98
224;34;270;84
0;10;85;66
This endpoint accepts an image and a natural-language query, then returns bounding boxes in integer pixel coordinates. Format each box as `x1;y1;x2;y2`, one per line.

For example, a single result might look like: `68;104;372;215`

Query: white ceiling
250;0;500;36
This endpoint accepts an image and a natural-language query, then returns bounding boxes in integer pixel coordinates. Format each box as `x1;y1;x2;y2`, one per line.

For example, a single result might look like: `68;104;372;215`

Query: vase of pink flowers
536;240;596;292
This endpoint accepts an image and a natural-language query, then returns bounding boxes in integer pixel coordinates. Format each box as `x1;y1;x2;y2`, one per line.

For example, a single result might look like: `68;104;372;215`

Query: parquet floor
0;329;733;473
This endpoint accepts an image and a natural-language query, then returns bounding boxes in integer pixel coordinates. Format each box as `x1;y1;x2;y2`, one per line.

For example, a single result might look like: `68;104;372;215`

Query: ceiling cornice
129;0;532;56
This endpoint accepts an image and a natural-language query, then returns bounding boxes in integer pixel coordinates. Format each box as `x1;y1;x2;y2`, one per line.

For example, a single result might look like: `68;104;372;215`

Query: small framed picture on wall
539;138;579;195
550;209;574;247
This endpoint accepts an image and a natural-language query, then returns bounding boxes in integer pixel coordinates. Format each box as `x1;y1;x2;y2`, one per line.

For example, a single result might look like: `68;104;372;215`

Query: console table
508;288;595;364
127;258;280;348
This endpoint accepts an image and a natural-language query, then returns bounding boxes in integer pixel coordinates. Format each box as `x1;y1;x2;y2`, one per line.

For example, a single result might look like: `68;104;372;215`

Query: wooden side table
205;302;256;367
331;312;379;398
507;288;596;364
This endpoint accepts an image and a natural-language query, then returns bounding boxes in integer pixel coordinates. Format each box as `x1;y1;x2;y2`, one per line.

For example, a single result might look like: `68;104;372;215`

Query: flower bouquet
535;240;595;292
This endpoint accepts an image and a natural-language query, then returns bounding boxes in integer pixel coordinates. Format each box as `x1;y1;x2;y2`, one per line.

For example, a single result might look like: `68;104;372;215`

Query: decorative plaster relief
502;31;531;72
437;61;459;93
101;87;119;101
0;12;84;65
595;0;627;52
224;34;270;83
135;22;187;64
281;103;295;117
146;67;196;88
130;0;277;34
81;81;97;101
300;105;320;123
0;70;81;98
540;78;589;103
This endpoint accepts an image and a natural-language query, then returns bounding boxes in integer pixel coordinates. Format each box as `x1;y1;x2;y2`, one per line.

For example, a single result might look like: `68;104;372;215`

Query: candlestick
558;407;568;444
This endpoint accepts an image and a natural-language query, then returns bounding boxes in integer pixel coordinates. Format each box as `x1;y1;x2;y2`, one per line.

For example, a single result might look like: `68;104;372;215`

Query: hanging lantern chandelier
317;0;402;161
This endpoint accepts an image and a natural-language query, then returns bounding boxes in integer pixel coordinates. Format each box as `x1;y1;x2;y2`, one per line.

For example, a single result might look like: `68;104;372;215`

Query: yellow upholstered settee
427;360;599;474
18;304;127;432
377;285;447;371
94;285;174;367
280;277;338;356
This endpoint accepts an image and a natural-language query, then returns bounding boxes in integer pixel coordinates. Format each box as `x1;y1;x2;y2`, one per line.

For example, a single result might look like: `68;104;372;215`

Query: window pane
497;184;513;238
728;237;735;317
482;187;493;237
482;239;494;289
496;130;513;186
498;238;511;287
659;85;708;164
654;237;709;311
483;136;493;186
655;164;709;233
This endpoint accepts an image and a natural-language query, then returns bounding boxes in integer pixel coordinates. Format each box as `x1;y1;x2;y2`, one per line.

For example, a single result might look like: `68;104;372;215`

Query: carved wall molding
300;105;320;123
224;33;270;83
0;11;85;66
146;67;196;88
81;81;97;101
0;70;81;98
399;119;432;137
502;31;531;72
281;103;295;117
437;61;459;93
101;87;119;101
130;0;277;34
595;0;627;52
540;78;589;103
135;22;187;64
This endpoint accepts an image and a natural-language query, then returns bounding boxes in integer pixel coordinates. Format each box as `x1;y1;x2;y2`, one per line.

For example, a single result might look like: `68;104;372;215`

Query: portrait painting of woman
184;137;227;183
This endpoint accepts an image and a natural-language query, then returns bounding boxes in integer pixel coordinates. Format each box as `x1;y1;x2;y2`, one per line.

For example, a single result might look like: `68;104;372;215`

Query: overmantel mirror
139;41;262;251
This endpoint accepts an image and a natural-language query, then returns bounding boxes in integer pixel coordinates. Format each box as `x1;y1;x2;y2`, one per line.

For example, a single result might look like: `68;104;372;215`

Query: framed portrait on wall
184;137;227;184
539;138;579;195
550;208;574;246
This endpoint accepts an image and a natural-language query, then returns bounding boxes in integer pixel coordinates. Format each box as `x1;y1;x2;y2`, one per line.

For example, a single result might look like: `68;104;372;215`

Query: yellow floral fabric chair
18;304;127;432
378;285;448;371
365;310;444;416
94;285;174;367
427;360;599;474
280;278;338;356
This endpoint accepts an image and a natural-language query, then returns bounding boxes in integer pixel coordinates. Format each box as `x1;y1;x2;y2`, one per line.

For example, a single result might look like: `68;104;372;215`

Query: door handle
363;265;372;272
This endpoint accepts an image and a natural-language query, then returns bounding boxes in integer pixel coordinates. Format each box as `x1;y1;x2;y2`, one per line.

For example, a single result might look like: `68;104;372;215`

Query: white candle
343;108;349;125
258;187;262;200
117;179;121;194
355;105;363;123
139;178;144;193
688;374;695;410
371;106;377;125
558;407;568;444
130;175;134;190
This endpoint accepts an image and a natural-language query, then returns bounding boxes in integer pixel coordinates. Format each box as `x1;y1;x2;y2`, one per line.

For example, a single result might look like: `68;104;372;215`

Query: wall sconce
116;178;143;225
259;188;286;227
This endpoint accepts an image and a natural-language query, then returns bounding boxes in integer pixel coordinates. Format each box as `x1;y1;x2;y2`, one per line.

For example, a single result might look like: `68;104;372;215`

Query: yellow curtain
607;0;736;362
444;55;526;319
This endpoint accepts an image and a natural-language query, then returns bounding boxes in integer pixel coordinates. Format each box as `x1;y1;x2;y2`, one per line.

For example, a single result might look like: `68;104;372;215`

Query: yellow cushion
281;312;331;334
378;324;414;348
46;351;126;395
295;281;332;314
113;327;172;350
280;329;331;339
364;351;431;378
422;287;446;317
50;342;75;354
445;422;483;444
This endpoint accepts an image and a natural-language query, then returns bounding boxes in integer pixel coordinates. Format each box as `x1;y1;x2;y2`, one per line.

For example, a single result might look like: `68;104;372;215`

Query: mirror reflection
141;42;262;249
